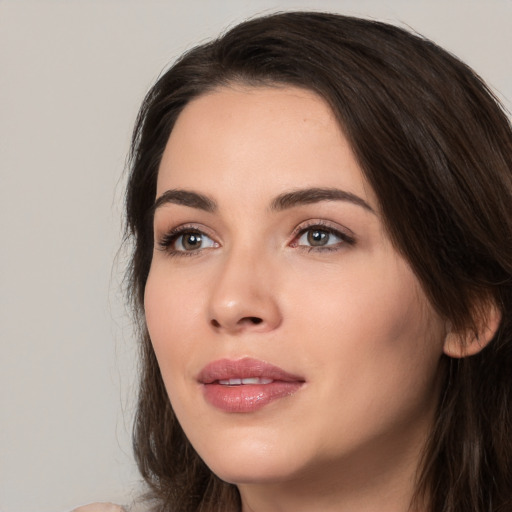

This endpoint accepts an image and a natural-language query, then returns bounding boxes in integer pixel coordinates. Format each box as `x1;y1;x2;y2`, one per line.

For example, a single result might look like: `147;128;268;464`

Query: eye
291;223;355;251
297;228;342;247
158;228;218;255
300;228;336;247
175;231;216;251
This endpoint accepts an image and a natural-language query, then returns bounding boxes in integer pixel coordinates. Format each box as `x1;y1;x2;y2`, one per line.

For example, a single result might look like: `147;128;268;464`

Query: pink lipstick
197;358;304;413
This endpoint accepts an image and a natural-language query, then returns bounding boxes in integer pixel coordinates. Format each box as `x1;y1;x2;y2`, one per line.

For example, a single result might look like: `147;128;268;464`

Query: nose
208;248;282;334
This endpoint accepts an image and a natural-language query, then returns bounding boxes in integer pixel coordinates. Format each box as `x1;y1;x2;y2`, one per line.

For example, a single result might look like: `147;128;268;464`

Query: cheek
144;265;203;377
287;268;444;457
286;252;445;398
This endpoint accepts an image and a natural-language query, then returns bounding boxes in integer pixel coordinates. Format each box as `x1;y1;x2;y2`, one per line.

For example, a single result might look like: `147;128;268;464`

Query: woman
117;11;511;512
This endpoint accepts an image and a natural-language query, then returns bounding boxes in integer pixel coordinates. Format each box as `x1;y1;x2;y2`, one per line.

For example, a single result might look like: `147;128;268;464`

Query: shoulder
72;503;126;512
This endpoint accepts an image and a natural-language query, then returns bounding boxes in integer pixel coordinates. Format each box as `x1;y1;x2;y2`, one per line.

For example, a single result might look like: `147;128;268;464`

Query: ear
443;301;502;358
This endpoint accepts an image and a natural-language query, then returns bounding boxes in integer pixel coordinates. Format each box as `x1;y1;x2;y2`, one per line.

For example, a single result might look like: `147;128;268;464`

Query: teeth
241;377;273;385
218;377;274;386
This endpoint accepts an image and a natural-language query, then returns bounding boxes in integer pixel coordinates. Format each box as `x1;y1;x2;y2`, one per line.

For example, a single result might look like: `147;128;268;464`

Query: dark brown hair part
124;12;512;512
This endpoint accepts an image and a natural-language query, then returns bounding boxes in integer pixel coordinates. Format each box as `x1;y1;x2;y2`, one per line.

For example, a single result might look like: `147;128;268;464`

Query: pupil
307;229;328;246
183;233;202;250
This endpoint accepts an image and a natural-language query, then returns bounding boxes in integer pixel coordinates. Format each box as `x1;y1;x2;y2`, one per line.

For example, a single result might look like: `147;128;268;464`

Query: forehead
156;85;374;208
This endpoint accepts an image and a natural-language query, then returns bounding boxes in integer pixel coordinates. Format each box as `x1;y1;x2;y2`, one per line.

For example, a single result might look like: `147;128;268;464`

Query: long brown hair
124;12;512;512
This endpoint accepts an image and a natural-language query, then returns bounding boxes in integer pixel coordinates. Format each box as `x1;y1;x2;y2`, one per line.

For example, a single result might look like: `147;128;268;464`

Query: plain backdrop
1;1;511;511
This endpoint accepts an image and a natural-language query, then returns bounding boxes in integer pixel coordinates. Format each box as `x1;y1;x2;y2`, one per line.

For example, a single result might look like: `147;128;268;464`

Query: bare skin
73;504;125;512
144;85;449;512
80;86;499;512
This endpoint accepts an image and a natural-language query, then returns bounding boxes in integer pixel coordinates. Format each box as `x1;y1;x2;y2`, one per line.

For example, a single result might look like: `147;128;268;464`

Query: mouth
218;377;275;385
197;358;305;413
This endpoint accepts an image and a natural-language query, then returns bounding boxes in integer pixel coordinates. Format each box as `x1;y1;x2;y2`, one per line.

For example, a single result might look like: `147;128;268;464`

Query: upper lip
197;357;305;384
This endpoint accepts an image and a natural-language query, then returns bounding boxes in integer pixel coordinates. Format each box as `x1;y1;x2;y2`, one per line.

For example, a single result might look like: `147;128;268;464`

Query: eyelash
291;221;356;252
156;221;355;258
157;224;216;258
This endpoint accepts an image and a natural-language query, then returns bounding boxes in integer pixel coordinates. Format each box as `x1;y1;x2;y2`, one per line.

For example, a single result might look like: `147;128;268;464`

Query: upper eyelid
155;222;217;239
155;219;355;247
291;219;354;238
155;224;219;251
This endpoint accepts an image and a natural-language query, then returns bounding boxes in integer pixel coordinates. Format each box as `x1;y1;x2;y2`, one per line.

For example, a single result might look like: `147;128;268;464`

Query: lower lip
202;381;303;413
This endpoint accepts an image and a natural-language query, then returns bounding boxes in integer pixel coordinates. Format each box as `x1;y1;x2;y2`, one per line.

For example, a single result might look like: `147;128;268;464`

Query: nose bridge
208;239;281;333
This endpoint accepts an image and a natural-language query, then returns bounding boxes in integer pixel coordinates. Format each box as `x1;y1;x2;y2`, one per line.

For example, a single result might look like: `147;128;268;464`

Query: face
144;86;446;493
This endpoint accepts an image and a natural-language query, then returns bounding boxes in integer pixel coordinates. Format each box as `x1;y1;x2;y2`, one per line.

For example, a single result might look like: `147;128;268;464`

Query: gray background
1;1;511;511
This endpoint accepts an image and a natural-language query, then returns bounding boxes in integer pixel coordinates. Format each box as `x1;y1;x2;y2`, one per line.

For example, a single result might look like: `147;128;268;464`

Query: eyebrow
152;186;374;216
152;189;217;214
270;187;375;213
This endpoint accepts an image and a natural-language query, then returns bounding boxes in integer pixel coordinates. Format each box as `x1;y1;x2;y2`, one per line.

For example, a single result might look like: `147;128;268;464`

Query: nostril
210;316;263;329
246;317;263;325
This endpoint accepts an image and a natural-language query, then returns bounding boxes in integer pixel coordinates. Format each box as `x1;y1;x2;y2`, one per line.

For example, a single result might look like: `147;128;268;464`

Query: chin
194;434;309;485
208;460;298;486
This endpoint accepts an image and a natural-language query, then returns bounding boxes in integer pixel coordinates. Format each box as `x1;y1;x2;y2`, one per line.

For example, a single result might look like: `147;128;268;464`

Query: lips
197;357;305;413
